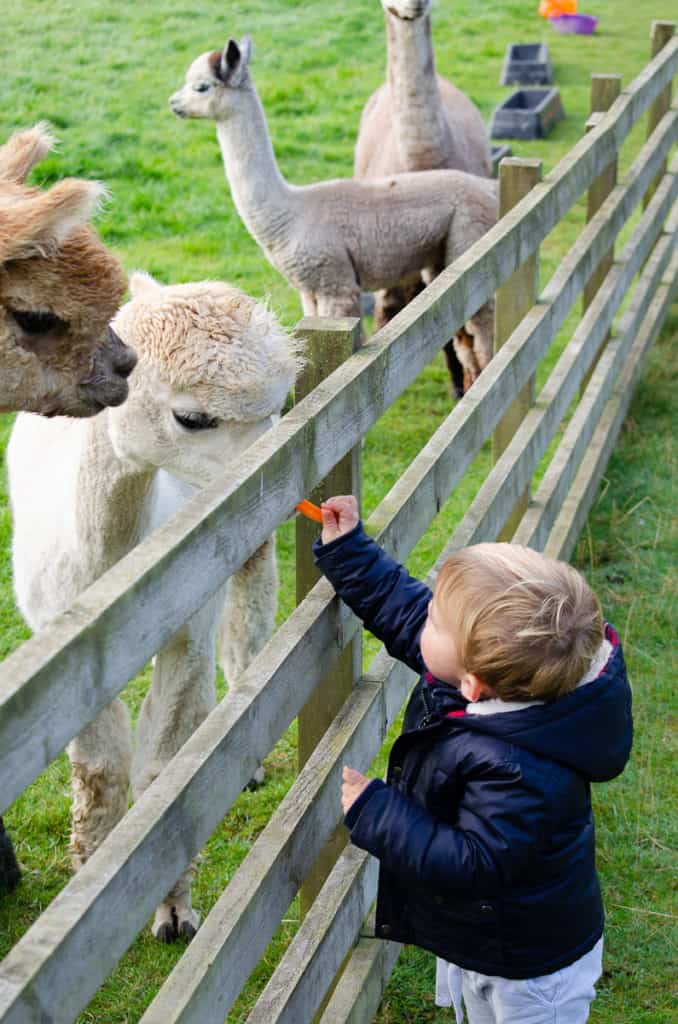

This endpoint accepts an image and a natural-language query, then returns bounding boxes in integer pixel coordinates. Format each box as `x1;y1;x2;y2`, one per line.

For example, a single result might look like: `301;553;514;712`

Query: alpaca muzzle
79;327;137;410
169;94;188;118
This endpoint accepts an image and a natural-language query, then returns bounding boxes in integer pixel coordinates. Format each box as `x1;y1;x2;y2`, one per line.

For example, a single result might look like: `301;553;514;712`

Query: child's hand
342;765;370;814
321;495;359;544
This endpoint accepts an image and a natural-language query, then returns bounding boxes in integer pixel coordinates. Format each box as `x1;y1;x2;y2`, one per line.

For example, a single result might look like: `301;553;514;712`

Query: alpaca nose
108;327;137;378
169;94;186;117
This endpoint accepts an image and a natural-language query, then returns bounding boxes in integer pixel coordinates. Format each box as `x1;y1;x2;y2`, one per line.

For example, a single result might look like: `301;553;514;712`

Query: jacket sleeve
346;767;550;894
313;524;430;674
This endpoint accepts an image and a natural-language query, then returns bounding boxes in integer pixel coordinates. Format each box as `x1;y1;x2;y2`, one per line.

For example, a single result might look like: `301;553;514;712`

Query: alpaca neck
386;13;452;170
215;83;294;247
77;412;154;571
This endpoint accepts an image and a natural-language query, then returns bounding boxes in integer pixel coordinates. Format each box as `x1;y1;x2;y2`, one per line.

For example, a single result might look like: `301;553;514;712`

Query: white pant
435;938;603;1024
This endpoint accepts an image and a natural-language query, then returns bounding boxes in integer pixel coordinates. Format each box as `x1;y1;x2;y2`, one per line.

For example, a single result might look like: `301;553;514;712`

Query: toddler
314;495;632;1024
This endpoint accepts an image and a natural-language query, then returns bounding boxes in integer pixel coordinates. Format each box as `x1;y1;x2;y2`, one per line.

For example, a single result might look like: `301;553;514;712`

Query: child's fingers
323;495;354;508
322;495;358;517
321;504;340;528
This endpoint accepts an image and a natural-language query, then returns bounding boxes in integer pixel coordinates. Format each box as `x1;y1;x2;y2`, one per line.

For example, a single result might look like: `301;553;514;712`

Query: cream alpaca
0;124;136;416
169;37;496;382
8;273;300;941
354;0;493;391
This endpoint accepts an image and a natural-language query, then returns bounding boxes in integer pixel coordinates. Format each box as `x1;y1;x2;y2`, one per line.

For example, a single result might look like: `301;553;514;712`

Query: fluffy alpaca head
381;0;432;20
169;37;253;121
107;272;301;486
0;124;135;416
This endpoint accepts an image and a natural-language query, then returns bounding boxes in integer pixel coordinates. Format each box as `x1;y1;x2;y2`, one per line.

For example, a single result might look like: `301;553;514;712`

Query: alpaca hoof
246;765;266;791
179;919;198;940
0;818;21;891
176;907;200;939
155;920;177;943
453;384;464;401
153;900;199;942
0;838;21;892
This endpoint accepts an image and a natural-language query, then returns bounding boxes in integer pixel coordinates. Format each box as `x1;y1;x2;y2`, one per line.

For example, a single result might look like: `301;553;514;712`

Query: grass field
1;1;676;1021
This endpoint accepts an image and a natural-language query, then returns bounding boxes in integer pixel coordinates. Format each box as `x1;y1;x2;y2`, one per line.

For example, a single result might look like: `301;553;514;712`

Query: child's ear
462;673;496;703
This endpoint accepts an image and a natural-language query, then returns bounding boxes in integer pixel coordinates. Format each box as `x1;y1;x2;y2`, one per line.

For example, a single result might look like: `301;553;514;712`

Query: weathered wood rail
0;21;676;1024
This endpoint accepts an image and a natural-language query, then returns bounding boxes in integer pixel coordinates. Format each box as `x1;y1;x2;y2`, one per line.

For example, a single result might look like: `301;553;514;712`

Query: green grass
1;1;677;1021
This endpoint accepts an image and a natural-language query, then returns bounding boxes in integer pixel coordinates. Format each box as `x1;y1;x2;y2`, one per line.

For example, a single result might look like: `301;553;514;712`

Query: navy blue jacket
314;524;633;979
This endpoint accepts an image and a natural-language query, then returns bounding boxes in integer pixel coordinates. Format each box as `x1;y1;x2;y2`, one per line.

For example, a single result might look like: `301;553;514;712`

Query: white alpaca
0;123;136;416
8;273;300;941
169;37;497;387
354;0;493;392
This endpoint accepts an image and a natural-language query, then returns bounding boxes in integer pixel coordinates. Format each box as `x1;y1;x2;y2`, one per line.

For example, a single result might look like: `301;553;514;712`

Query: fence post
492;158;542;541
581;73;622;392
644;20;676;207
295;316;362;921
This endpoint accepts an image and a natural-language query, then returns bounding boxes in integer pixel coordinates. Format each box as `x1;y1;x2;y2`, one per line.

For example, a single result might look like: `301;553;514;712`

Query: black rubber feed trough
501;43;553;86
490;87;565;140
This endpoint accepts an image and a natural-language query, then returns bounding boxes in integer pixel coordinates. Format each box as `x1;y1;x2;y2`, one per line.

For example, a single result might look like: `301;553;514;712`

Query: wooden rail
0;23;676;1024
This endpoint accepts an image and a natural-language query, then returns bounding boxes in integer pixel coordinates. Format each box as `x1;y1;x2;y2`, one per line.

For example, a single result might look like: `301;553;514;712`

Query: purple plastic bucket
550;13;598;34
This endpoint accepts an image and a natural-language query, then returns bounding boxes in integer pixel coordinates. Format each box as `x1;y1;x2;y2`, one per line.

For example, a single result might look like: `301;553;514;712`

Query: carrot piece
296;499;323;523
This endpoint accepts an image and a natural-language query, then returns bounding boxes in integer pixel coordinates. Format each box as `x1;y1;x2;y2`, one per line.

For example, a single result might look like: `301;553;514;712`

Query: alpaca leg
465;301;495;373
218;535;278;681
67;699;132;869
300;292;317;317
132;593;223;941
0;816;21;891
445;340;467;399
373;281;426;331
218;536;278;789
315;291;361;321
452;327;482;393
421;258;465;399
443;211;496;398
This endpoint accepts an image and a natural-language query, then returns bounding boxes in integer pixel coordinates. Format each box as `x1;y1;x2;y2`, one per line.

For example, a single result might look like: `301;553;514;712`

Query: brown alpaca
0;124;137;892
0;124;136;417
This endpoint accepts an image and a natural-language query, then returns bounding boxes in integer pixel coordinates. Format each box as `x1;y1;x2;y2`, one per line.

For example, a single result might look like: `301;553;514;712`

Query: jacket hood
439;625;633;782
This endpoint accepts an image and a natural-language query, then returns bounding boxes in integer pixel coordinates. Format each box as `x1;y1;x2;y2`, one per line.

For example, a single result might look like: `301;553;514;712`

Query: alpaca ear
238;35;253;68
220;35;252;85
129;271;162;298
0;178;107;263
0;122;57;184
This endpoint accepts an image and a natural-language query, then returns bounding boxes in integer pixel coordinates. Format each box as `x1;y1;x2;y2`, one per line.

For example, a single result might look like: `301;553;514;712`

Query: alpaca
0;124;136;417
354;1;491;179
169;37;497;390
0;124;136;893
354;0;493;393
7;272;300;940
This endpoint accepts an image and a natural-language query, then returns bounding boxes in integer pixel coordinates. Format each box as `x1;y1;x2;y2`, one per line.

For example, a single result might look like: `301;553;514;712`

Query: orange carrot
296;499;324;523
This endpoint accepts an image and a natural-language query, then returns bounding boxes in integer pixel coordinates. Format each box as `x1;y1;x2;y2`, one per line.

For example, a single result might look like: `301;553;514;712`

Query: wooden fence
0;20;676;1024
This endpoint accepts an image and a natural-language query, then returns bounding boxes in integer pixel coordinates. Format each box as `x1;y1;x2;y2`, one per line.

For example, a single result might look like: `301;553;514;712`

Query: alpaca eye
194;82;211;93
11;309;66;334
172;410;220;431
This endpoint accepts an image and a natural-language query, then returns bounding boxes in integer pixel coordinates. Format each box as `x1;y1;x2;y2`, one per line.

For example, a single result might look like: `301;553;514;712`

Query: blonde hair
434;543;603;702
